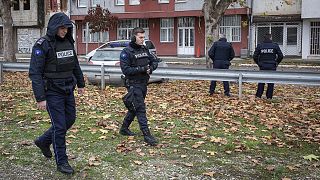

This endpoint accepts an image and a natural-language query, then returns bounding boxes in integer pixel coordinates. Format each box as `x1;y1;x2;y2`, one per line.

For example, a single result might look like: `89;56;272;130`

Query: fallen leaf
303;154;319;161
134;161;143;165
99;129;109;134
203;171;215;177
266;165;275;171
183;163;193;167
98;136;107;140
207;151;215;156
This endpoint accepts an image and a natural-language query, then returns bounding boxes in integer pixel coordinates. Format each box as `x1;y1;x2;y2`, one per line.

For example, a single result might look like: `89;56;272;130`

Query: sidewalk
158;56;320;66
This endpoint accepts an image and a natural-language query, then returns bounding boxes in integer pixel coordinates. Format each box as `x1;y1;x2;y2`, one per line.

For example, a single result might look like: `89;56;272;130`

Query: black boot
141;128;158;146
34;138;52;158
119;123;136;136
57;162;74;174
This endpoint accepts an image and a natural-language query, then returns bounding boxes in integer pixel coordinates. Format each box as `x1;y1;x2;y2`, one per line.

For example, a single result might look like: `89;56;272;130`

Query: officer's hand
147;65;153;75
137;66;148;73
37;101;47;110
78;88;85;96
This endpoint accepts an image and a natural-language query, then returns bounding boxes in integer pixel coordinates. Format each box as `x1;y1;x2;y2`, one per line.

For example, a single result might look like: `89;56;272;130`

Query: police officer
253;33;283;99
119;27;159;146
208;34;235;96
29;12;85;174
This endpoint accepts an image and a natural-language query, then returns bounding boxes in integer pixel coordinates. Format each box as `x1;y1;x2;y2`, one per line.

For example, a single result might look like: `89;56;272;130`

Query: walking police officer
119;27;159;146
208;34;235;96
253;33;283;99
29;12;85;174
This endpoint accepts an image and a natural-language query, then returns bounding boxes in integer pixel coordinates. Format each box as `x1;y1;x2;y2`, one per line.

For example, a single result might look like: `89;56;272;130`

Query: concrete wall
17;28;41;53
301;0;320;19
252;0;301;15
70;0;125;16
11;0;39;26
302;19;310;59
175;0;204;11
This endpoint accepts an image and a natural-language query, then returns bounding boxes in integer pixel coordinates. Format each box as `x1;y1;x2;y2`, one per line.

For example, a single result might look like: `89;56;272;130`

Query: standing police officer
253;33;283;99
119;27;159;146
208;34;235;96
29;13;85;174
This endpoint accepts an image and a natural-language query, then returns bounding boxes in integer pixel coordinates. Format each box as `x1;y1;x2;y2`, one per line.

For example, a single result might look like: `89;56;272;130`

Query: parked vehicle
85;39;157;61
87;47;168;86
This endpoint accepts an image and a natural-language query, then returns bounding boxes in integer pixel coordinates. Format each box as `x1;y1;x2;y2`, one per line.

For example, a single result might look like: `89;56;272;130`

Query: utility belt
44;77;76;95
128;79;148;84
44;71;73;79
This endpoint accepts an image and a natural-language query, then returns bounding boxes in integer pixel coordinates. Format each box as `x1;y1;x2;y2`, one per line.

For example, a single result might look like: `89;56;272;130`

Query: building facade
0;0;45;54
301;0;320;59
70;0;250;57
250;0;302;56
0;0;71;55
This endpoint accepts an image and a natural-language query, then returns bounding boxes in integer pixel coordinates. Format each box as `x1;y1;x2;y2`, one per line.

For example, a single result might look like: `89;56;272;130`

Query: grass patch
1;72;320;179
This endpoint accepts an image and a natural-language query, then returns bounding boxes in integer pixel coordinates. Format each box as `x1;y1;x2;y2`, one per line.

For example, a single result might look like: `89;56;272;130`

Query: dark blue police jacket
253;40;284;70
29;13;85;102
208;38;235;69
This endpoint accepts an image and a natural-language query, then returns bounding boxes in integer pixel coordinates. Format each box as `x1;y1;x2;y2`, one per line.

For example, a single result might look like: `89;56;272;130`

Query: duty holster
122;86;136;112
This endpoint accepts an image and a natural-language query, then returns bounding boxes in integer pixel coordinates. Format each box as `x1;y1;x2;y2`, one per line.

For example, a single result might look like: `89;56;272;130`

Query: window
159;0;169;3
115;0;125;5
310;22;320;55
160;18;174;42
271;27;283;45
23;0;30;10
257;27;269;44
219;15;241;42
129;0;140;5
78;0;87;7
117;19;149;40
92;0;101;7
13;0;20;10
83;29;109;43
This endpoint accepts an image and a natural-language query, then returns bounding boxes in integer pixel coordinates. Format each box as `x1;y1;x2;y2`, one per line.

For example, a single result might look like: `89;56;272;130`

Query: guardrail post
238;73;243;99
101;64;105;90
0;63;3;84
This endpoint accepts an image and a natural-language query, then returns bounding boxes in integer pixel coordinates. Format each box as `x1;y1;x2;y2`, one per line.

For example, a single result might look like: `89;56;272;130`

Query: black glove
148;65;154;75
136;65;149;73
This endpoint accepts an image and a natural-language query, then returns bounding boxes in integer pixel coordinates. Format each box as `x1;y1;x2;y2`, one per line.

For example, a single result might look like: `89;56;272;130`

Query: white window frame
82;29;109;43
91;0;101;7
117;19;149;40
129;0;140;5
115;0;125;5
175;0;187;2
219;15;241;42
159;0;169;3
160;18;174;42
78;0;87;7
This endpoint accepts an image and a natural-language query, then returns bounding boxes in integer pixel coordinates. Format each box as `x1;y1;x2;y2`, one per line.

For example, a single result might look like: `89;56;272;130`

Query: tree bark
203;0;234;68
0;0;16;62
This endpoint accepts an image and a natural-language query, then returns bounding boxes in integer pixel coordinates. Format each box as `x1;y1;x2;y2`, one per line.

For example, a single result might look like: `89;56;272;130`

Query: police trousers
256;66;276;99
123;82;149;130
38;89;76;165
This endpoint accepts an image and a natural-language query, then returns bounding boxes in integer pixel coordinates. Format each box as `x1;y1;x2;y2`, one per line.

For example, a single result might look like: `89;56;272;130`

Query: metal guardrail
1;62;320;98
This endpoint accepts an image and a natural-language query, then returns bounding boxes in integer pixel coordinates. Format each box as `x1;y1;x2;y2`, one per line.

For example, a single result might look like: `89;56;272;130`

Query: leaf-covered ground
0;72;319;179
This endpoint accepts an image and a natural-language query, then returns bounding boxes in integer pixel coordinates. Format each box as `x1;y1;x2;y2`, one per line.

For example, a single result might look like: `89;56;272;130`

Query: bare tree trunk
203;0;234;68
1;0;16;62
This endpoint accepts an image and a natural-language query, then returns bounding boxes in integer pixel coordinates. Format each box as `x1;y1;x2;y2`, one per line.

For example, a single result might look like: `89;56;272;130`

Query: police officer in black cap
208;34;235;96
29;12;85;174
253;33;283;99
119;27;159;146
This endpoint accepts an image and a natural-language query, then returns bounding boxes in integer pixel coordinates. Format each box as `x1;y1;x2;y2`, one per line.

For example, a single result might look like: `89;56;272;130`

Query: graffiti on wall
17;28;41;54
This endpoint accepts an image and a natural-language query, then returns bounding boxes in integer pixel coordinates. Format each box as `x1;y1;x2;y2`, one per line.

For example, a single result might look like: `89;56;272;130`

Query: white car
87;47;168;86
85;39;157;61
